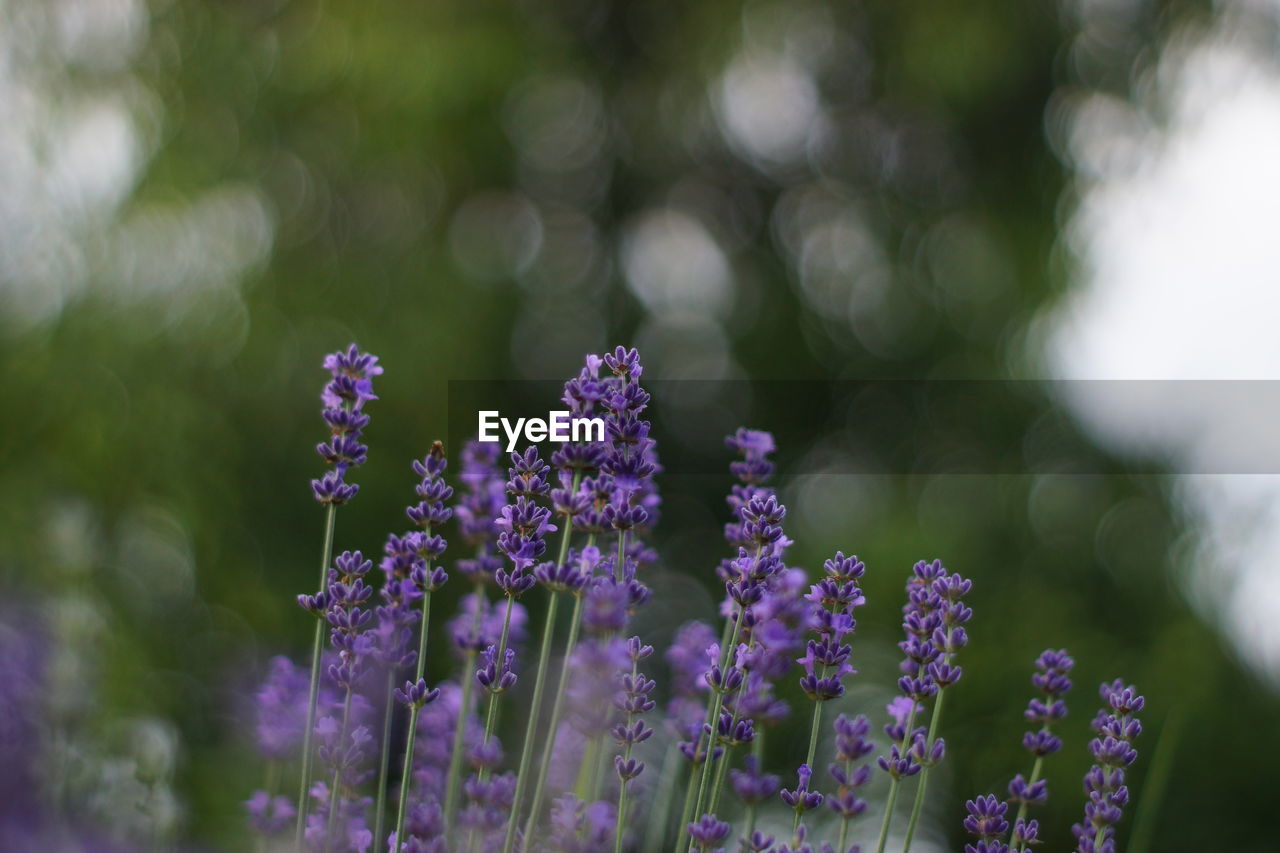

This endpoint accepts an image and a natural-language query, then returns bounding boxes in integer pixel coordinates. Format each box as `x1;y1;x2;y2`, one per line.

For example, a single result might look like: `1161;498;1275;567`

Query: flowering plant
247;345;1146;853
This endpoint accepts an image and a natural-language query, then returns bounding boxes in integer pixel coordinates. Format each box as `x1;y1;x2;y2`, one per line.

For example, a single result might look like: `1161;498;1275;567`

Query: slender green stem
706;629;760;818
372;668;398;850
444;579;486;832
522;534;596;843
587;732;607;802
1127;708;1183;853
504;502;576;853
324;691;354;850
642;741;680;853
478;594;516;781
1007;752;1044;851
392;589;434;851
613;657;640;853
673;605;738;849
574;734;601;799
833;752;853;853
872;701;920;853
295;502;337;850
791;699;825;837
685;610;743;851
503;591;561;853
901;687;948;853
615;530;626;582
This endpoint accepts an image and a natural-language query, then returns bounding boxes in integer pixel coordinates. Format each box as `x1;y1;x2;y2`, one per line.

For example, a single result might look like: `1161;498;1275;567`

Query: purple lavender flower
1071;681;1144;853
1007;649;1074;847
827;714;873;827
779;764;824;818
729;756;780;806
798;553;865;703
456;440;508;585
688;814;732;850
312;344;381;505
251;656;310;762
962;795;1010;853
547;794;616;852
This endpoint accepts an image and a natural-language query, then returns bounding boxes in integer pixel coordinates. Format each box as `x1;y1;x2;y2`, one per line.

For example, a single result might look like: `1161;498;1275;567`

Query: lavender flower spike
1008;649;1073;850
296;344;381;848
1071;681;1144;853
962;794;1011;853
392;442;452;853
893;560;973;853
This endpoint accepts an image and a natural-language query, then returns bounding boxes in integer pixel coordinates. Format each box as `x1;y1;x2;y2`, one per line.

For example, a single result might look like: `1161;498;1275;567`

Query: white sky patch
1045;7;1280;682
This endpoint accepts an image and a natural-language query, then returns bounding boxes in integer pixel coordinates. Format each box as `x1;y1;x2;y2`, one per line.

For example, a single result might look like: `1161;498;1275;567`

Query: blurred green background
1;0;1271;850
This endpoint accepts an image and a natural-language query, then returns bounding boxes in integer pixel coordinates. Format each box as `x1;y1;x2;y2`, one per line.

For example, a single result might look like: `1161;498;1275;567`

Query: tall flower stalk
611;637;655;853
1007;649;1074;851
295;344;380;847
443;440;507;830
828;714;874;852
390;444;452;851
900;565;972;852
1072;680;1144;853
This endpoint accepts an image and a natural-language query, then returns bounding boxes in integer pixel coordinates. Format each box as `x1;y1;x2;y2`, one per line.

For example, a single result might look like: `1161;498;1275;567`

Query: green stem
522;535;596;843
1127;709;1183;853
444;579;486;832
372;668;398;850
872;701;920;853
613;657;640;853
1007;752;1044;851
791;699;825;837
324;691;354;850
834;753;853;853
295;502;337;850
392;589;434;851
706;629;760;819
504;502;576;853
901;687;948;853
673;606;738;850
503;591;561;853
478;593;516;781
642;741;680;853
685;609;743;851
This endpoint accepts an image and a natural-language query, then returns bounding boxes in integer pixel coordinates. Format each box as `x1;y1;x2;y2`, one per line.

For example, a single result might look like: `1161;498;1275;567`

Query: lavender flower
962;795;1010;853
1007;649;1074;849
296;346;381;844
312;344;381;506
827;713;873;851
688;814;732;851
871;560;973;853
612;637;656;850
1071;681;1144;853
456;440;508;585
389;445;452;852
251;656;310;762
547;795;616;853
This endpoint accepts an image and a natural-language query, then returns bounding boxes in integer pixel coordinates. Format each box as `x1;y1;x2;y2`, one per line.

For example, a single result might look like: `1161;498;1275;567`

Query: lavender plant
1072;681;1144;853
246;343;1150;853
1007;649;1074;850
295;345;381;846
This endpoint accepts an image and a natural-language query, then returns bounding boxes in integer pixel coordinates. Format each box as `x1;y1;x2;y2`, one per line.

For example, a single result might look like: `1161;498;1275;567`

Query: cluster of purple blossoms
1005;648;1074;849
799;553;866;703
313;344;381;505
878;559;971;783
962;795;1011;853
827;714;874;844
244;344;1155;853
1071;681;1144;853
457;440;508;585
